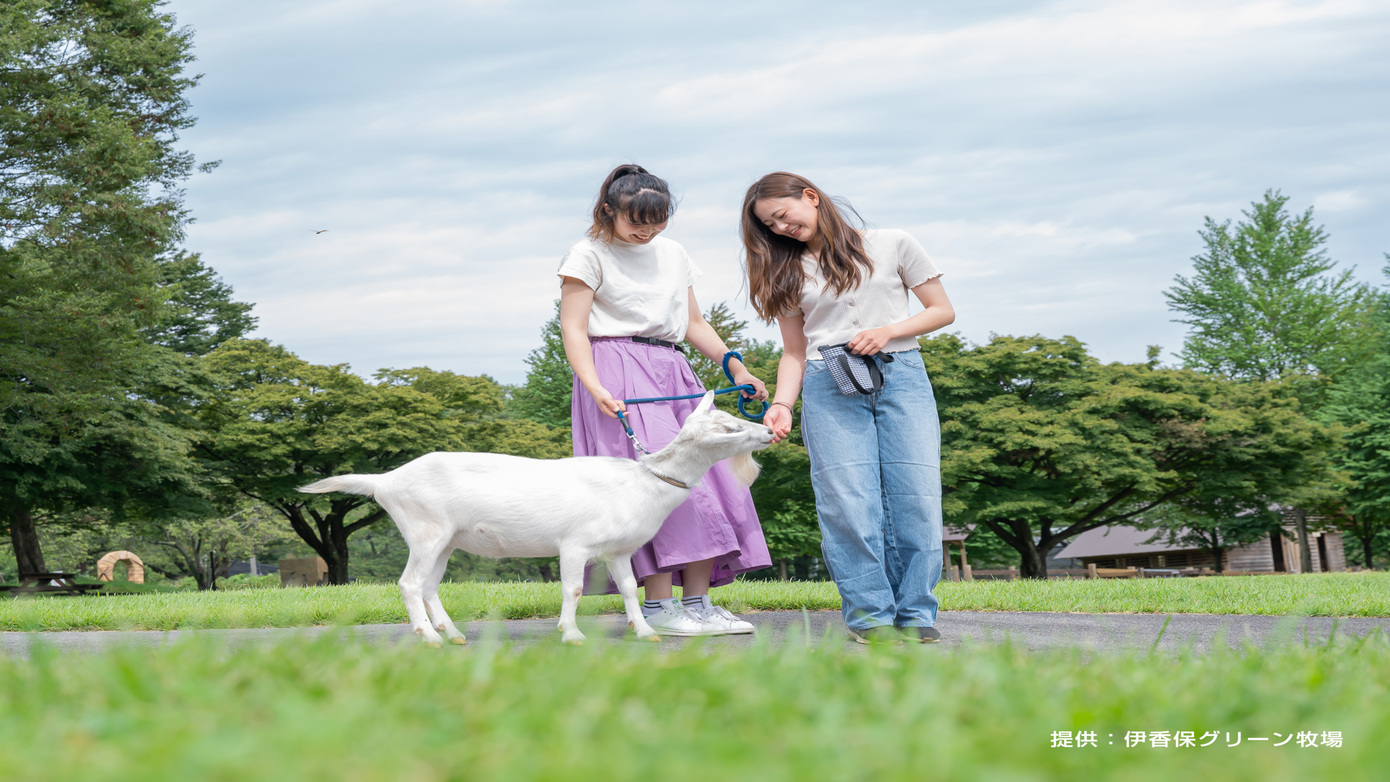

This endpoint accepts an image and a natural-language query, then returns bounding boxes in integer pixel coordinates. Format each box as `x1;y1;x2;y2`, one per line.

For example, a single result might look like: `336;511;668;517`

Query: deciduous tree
150;504;297;590
925;334;1333;578
195;340;548;584
1165;190;1371;385
1164;190;1372;570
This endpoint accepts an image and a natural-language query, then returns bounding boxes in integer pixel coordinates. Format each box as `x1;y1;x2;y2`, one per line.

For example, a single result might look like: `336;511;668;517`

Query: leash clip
615;410;650;455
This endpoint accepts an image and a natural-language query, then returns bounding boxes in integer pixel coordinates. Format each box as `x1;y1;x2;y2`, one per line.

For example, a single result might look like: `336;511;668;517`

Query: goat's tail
298;475;381;498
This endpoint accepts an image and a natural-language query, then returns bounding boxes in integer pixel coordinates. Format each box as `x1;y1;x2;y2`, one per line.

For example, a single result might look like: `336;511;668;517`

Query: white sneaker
687;596;754;635
645;598;722;637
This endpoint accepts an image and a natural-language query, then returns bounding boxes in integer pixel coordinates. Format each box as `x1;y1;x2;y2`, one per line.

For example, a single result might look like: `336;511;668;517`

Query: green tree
685;301;749;391
194;340;550;584
1139;503;1284;575
1322;261;1390;569
145;252;257;357
510;300;573;429
1165;190;1373;570
925;334;1333;578
150;504;298;590
1165;190;1372;384
1;0;209;575
0;363;207;576
763;499;821;581
728;334;820;580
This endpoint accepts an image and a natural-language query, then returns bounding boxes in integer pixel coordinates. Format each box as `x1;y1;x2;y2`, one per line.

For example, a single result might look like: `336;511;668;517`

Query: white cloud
1314;190;1367;212
169;0;1390;383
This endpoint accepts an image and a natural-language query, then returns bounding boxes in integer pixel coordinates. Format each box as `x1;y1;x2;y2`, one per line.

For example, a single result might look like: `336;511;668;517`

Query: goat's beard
727;453;761;486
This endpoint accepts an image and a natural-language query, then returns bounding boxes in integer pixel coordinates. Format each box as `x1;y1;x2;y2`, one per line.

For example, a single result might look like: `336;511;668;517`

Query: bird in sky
315;229;328;234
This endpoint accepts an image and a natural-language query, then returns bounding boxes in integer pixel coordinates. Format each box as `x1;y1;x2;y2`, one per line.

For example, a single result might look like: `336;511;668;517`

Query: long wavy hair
741;172;872;322
587;164;674;243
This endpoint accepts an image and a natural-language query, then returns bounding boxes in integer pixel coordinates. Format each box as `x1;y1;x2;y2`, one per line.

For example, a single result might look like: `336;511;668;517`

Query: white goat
298;392;773;646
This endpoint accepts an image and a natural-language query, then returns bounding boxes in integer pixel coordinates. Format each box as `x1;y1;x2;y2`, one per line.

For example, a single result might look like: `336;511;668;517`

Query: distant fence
942;565;1264;581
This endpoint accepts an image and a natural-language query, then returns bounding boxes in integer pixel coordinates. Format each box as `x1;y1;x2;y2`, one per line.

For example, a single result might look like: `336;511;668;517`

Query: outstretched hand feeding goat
298;392;774;646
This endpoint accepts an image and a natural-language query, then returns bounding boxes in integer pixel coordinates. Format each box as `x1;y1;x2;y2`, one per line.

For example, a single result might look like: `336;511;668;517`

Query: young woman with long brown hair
557;163;772;636
742;172;955;644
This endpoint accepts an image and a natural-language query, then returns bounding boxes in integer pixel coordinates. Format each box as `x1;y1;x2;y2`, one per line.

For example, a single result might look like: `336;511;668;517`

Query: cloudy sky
166;0;1389;386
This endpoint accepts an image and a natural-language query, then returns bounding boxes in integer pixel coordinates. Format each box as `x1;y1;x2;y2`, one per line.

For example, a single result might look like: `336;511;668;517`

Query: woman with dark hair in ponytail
556;164;772;637
742;172;955;645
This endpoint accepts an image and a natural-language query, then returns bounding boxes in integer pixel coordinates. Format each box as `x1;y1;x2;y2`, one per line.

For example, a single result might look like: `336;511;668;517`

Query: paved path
3;610;1386;658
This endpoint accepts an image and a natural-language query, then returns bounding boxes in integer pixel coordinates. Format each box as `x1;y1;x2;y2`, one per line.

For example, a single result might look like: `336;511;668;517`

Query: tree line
3;3;1386;587
513;196;1390;578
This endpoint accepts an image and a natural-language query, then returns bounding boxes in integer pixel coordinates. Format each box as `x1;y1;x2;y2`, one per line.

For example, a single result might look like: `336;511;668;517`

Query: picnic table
0;572;104;596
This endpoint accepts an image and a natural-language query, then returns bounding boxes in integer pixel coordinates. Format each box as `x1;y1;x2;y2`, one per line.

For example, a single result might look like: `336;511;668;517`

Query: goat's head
675;391;776;486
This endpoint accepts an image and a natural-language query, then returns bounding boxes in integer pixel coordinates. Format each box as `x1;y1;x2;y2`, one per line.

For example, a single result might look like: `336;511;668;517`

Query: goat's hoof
449;637;467;646
562;638;585;646
643;634;662;643
414;628;444;648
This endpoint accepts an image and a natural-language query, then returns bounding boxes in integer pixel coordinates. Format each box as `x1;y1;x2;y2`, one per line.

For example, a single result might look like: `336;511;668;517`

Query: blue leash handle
622;384;754;406
618;350;768;427
722;351;769;421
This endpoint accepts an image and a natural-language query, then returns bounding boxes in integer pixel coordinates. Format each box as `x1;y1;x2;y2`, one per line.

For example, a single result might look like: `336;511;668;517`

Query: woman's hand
764;402;794;443
847;326;896;356
731;368;769;401
589;386;626;420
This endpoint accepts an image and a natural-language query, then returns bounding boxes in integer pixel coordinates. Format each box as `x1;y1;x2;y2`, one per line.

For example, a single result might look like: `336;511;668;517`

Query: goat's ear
694;390;716;415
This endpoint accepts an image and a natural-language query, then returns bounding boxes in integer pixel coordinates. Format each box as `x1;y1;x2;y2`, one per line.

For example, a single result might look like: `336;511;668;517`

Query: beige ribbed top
786;229;942;360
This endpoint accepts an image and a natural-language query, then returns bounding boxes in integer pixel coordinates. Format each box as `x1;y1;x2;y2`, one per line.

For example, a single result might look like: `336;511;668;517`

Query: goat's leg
608;555;660;642
399;545;447;647
555;549;589;645
422;546;466;645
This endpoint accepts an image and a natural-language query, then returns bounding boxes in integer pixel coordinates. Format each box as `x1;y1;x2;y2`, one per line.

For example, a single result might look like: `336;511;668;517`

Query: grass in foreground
2;572;1387;632
1;632;1386;780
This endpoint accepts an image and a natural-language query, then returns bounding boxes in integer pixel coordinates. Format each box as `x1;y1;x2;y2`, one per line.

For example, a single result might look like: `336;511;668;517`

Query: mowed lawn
1;630;1386;780
2;572;1388;632
3;574;1387;779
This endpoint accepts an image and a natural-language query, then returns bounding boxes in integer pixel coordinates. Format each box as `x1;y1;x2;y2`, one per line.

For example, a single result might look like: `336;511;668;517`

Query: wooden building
1054;523;1346;573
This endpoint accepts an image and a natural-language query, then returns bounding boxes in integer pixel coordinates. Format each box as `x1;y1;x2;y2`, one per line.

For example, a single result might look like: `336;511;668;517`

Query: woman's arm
764;313;808;443
684;289;768;401
846;277;955;356
559;276;624;419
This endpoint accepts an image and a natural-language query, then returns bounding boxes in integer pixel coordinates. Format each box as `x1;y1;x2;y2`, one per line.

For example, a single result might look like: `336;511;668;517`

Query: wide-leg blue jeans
800;349;943;631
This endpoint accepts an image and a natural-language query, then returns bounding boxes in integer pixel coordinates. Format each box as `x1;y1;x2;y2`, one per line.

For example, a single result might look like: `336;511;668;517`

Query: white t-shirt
786;229;943;360
556;236;702;342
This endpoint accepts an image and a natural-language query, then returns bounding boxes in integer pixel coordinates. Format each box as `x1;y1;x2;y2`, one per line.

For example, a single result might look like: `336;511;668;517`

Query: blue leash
615;351;769;454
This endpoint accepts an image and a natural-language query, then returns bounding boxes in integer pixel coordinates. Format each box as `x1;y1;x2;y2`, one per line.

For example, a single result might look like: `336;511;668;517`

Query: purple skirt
574;337;771;593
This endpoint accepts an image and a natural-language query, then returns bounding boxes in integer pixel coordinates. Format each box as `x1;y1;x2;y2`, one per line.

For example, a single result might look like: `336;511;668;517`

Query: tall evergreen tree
1322;260;1390;569
685;301;748;391
1;0;209;575
145;252;257;357
510;300;573;429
